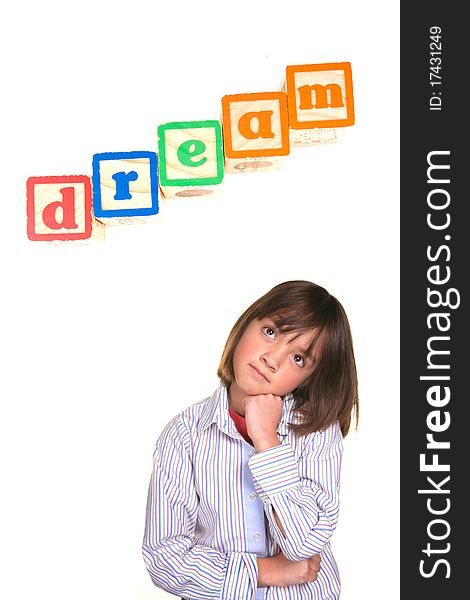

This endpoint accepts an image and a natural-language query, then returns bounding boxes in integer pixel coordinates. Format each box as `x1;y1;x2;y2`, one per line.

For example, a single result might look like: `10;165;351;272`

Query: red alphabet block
26;175;104;242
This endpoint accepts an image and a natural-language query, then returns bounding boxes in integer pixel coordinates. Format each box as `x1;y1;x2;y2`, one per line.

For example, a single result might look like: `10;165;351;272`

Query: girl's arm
142;414;259;600
244;395;343;562
257;552;321;587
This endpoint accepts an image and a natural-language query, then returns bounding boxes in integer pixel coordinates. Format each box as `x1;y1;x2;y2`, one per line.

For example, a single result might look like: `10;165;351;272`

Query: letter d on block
42;186;78;230
26;175;93;241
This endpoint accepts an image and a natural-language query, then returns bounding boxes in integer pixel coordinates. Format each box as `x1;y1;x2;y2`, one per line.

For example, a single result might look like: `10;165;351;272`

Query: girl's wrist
253;436;280;453
257;556;280;587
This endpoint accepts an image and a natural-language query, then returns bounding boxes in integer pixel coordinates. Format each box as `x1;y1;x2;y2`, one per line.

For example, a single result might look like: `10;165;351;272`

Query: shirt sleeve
142;414;259;600
248;422;343;561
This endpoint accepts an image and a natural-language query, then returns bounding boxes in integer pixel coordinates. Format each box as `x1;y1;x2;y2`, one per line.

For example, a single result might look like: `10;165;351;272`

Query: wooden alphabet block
157;120;224;198
283;62;355;145
26;175;104;243
92;151;159;225
221;91;290;173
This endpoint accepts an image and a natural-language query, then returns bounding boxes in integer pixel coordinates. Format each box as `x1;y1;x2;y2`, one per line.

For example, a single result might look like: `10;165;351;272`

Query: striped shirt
143;384;343;599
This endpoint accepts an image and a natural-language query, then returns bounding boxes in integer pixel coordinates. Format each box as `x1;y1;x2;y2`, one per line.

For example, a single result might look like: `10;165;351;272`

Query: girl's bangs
257;306;323;359
257;304;322;333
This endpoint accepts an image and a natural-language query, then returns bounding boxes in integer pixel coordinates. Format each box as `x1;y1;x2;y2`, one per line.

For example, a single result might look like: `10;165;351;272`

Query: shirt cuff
248;443;301;497
220;552;258;600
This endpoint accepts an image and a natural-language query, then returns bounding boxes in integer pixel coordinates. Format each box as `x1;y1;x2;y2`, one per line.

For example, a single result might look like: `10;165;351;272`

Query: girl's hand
242;394;283;452
257;552;321;587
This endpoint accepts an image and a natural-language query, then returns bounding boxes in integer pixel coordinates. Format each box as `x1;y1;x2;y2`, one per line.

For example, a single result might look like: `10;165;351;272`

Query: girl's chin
236;383;285;398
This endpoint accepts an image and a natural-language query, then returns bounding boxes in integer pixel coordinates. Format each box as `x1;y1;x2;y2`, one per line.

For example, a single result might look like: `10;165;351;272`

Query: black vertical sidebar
400;3;467;598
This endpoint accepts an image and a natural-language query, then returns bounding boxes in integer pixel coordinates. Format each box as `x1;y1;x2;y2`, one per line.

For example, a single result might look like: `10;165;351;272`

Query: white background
1;1;399;598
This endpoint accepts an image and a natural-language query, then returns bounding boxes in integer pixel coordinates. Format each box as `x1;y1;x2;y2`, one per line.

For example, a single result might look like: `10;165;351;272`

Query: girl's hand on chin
242;394;283;452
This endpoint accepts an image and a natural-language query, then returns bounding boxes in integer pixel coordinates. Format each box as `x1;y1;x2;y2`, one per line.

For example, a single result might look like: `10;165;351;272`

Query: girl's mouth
249;364;270;382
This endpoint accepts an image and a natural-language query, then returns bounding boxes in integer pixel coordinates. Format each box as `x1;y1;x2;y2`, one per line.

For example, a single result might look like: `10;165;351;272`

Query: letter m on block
285;62;355;129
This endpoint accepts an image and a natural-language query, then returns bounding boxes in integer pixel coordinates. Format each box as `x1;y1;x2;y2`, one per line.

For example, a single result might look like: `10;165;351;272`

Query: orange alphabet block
284;62;355;145
221;91;290;173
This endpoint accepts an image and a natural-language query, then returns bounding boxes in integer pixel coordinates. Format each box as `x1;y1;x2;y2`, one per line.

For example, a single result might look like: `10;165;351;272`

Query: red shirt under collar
228;408;253;445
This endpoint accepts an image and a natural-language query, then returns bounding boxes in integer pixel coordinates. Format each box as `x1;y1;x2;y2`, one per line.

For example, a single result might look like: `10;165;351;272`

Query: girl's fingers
308;555;321;573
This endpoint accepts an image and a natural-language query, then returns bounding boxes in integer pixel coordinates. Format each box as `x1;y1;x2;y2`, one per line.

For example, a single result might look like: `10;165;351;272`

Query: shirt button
250;492;257;500
249;450;255;457
253;532;261;541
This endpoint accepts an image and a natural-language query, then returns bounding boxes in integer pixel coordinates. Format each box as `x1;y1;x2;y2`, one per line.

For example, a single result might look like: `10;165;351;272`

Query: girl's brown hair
217;281;359;437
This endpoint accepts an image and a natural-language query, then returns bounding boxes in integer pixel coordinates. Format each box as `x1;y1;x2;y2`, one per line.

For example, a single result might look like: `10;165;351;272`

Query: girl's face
230;318;318;400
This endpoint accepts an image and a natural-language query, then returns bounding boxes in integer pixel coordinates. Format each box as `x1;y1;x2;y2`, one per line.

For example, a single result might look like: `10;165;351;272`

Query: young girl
142;280;359;600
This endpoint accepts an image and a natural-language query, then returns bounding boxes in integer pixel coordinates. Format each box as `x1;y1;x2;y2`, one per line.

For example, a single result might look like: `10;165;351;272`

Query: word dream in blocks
26;62;355;243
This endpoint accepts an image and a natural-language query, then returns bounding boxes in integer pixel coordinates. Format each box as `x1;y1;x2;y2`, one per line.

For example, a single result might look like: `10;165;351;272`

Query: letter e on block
92;151;159;225
26;175;99;242
158;120;224;198
221;91;290;173
284;63;355;145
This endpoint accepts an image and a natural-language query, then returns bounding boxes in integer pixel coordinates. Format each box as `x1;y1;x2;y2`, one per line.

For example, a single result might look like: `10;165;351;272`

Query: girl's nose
261;351;279;371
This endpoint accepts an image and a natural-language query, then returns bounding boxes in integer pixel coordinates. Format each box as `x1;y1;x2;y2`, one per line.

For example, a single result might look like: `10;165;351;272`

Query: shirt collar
199;384;232;435
200;383;293;438
277;394;293;436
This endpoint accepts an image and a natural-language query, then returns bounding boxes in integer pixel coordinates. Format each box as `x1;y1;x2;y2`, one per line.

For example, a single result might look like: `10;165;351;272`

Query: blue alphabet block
92;151;159;222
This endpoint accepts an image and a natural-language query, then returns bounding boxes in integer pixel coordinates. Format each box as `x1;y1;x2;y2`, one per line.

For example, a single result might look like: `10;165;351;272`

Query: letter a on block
221;91;290;173
26;175;95;241
285;62;355;130
92;151;159;223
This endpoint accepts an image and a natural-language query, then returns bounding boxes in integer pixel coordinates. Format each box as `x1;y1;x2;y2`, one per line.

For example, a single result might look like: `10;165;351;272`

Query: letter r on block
92;151;159;219
26;175;93;241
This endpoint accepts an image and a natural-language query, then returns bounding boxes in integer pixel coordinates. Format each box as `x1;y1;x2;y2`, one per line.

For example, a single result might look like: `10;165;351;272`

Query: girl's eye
263;326;276;339
293;354;305;368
